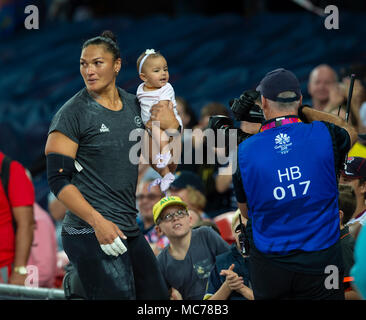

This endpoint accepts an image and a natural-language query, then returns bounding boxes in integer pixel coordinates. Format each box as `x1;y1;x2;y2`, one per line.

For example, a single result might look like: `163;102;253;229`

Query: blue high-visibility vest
238;120;340;254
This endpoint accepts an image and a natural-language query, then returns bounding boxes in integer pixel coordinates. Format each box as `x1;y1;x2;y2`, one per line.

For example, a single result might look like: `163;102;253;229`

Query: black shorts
62;230;169;300
249;249;345;300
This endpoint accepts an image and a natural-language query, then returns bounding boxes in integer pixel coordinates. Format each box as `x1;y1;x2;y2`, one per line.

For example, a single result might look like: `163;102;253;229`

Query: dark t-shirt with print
48;87;145;236
157;226;230;300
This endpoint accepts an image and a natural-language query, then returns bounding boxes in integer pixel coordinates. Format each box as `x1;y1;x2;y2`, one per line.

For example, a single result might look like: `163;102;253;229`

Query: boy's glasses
158;210;189;224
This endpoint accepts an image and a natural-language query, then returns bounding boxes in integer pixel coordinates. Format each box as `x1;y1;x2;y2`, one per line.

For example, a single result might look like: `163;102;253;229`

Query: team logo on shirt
100;123;110;133
193;259;212;279
274;133;292;154
134;116;143;128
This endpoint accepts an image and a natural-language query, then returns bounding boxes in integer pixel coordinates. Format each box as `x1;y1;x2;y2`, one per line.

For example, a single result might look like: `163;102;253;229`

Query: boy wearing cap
340;156;366;239
153;196;230;300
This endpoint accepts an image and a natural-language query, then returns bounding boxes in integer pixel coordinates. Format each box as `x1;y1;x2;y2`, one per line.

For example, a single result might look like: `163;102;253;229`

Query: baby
136;49;183;192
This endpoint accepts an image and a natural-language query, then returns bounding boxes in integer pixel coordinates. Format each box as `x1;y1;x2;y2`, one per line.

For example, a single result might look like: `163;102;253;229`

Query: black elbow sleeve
46;153;76;197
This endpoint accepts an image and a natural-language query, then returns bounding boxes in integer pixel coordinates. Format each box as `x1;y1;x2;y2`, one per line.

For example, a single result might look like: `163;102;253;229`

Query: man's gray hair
268;91;301;110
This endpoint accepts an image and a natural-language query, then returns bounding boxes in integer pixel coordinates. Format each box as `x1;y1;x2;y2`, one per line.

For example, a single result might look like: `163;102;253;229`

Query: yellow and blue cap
153;196;188;224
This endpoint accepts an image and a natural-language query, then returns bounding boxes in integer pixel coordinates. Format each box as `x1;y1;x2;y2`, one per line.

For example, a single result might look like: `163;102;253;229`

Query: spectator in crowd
136;179;164;233
307;64;338;111
192;219;221;235
136;179;169;255
195;102;231;131
339;156;366;239
27;202;58;288
188;209;202;227
234;68;357;299
351;224;366;299
154;196;230;300
48;192;70;287
169;170;209;220
0;151;35;285
310;65;366;164
193;102;237;216
45;30;180;299
204;209;253;300
208;99;263;217
212;151;238;216
175;96;198;173
341;75;366;158
24;166;58;288
324;72;366;133
176;96;198;131
337;184;361;299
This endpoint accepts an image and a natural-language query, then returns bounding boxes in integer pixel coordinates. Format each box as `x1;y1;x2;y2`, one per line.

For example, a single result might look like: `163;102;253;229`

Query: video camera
230;90;264;123
236;214;250;257
207;89;265;147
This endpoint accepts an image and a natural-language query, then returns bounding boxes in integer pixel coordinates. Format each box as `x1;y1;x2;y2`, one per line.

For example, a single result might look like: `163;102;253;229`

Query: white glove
100;237;127;257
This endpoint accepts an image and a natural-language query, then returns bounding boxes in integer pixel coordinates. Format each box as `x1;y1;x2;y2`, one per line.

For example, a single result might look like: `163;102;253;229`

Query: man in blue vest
233;68;357;300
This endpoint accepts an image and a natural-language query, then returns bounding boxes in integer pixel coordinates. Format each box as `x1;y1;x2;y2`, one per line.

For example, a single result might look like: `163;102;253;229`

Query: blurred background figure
0;152;34;286
204;209;253;300
47;192;68;287
27;202;57;288
307;64;338;111
136;179;169;256
337;184;361;299
351;224;366;300
339;156;366;239
191;103;237;217
168;170;209;220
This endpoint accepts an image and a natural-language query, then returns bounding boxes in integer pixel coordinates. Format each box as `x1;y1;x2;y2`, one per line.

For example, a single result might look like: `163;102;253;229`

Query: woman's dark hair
82;30;120;60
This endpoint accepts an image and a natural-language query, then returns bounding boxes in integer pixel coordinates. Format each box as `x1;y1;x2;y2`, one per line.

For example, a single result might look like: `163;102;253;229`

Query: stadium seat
213;211;236;245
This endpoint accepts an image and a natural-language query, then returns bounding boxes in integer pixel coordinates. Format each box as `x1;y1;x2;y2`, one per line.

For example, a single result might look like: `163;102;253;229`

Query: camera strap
260;116;301;132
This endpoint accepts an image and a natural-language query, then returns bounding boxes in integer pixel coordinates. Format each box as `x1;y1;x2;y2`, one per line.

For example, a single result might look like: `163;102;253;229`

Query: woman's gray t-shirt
48;87;145;236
